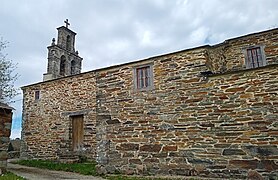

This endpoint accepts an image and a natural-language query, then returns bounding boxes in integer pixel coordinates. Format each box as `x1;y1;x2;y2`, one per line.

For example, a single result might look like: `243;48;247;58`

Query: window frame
243;45;266;69
34;90;40;101
133;64;154;91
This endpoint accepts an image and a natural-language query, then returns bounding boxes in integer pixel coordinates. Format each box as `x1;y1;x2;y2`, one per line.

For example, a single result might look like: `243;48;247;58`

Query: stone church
21;21;278;179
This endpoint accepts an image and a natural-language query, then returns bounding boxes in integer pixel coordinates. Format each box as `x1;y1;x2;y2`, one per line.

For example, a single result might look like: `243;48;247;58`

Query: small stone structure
8;139;21;159
0;103;13;174
21;23;278;179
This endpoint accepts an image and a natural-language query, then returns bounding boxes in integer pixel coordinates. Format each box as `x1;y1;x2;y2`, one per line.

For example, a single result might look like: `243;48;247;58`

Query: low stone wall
0;107;13;174
8;139;21;159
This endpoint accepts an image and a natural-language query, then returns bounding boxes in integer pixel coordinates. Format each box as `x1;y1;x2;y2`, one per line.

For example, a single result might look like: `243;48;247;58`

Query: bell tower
43;19;83;81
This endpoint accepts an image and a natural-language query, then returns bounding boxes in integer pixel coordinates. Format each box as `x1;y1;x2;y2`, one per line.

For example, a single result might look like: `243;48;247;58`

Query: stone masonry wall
21;72;97;160
96;29;278;179
22;28;278;179
0;108;13;174
207;29;278;73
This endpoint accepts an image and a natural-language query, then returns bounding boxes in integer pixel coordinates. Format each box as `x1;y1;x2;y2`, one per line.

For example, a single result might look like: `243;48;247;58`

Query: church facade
21;24;278;179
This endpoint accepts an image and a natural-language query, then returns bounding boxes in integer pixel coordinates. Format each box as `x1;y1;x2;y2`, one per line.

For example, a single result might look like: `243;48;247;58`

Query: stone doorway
71;115;84;151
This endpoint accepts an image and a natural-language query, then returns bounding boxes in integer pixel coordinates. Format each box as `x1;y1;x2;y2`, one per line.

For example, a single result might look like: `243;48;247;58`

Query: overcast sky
1;0;277;138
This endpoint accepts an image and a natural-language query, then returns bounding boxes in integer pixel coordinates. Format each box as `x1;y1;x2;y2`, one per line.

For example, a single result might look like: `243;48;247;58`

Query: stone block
122;152;134;158
162;145;177;152
153;152;168;158
159;123;175;130
97;115;111;121
97;140;110;150
105;165;117;174
222;148;246;155
96;155;108;165
129;159;142;165
243;145;278;156
140;144;162;152
265;114;278;121
248;121;272;129
0;160;7;172
247;170;263;180
0;151;7;160
229;160;258;169
109;151;121;160
0;137;9;143
207;165;227;169
106;119;121;125
4;123;12;130
188;158;213;165
225;87;246;92
123;167;135;175
259;160;278;171
214;143;231;148
180;149;206;157
169;168;198;176
116;143;139;151
143;158;159;163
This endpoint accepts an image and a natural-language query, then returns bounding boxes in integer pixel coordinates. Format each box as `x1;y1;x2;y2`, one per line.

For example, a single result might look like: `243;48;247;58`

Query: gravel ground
7;162;105;180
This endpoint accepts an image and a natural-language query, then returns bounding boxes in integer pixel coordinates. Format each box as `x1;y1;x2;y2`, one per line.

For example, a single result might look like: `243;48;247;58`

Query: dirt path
7;162;105;180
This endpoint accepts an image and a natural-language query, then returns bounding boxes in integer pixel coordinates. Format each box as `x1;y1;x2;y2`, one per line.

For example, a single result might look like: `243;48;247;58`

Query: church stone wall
21;28;278;179
97;64;278;179
96;29;278;179
207;29;278;73
21;72;97;160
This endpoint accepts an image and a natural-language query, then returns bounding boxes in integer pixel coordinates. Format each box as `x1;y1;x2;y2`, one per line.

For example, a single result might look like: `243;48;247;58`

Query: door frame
71;114;84;151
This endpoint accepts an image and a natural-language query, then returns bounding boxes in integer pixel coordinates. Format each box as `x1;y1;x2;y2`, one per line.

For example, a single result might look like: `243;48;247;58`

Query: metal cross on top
64;19;70;28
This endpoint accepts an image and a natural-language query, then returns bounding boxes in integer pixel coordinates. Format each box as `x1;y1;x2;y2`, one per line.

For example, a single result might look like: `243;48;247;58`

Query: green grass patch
106;175;192;180
16;159;97;176
0;172;26;180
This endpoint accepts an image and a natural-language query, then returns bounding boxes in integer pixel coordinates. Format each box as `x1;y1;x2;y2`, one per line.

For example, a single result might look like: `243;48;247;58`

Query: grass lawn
0;172;26;180
16;159;97;176
15;160;197;180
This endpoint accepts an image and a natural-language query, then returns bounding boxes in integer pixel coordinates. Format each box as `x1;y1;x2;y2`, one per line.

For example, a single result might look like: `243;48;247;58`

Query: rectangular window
245;46;266;69
134;65;153;90
34;90;40;100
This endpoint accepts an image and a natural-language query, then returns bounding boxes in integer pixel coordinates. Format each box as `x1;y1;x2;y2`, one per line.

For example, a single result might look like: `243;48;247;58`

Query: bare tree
0;38;18;103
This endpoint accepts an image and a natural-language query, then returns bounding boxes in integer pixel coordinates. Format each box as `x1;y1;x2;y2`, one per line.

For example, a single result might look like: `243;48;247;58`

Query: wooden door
72;115;84;151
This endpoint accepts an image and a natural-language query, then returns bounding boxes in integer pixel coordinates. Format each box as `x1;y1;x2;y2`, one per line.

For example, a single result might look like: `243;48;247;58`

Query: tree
0;38;18;103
